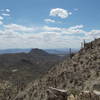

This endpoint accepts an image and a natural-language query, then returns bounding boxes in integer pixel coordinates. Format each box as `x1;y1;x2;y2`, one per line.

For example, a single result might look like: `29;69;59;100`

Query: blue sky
0;0;100;49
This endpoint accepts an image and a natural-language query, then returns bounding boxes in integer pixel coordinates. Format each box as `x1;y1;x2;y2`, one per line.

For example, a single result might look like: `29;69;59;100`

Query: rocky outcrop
46;87;69;100
76;90;100;100
46;88;100;100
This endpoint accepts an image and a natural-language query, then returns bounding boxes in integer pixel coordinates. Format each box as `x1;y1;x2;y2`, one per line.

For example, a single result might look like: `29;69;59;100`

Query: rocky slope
13;38;100;100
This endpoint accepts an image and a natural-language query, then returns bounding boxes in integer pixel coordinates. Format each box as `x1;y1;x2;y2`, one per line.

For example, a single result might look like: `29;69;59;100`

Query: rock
68;94;76;100
46;87;69;100
93;84;100;91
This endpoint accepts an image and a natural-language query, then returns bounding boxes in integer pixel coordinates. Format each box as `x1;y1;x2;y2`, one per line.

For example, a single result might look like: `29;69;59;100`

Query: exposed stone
46;87;69;100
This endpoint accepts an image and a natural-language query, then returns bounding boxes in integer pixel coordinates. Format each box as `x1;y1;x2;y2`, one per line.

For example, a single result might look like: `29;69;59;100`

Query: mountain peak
29;48;49;56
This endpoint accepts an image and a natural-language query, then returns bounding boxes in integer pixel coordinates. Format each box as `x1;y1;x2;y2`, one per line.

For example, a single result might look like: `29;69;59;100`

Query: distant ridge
0;48;79;54
0;48;31;54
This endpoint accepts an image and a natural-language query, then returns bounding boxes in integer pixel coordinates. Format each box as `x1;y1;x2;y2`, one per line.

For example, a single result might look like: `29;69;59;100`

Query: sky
0;0;100;49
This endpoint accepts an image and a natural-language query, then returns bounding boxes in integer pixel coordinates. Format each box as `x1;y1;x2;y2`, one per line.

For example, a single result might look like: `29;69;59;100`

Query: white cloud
74;8;79;11
50;8;72;19
0;16;4;20
43;26;61;31
87;30;100;39
0;23;100;49
2;13;10;16
62;25;85;34
69;25;84;29
43;25;85;34
44;19;56;23
44;19;62;24
88;30;100;35
6;9;10;12
4;24;36;32
0;9;11;17
0;21;3;25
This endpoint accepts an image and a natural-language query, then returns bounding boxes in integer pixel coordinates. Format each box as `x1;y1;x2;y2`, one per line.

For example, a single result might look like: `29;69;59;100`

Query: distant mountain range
45;48;79;54
0;48;30;54
0;48;79;54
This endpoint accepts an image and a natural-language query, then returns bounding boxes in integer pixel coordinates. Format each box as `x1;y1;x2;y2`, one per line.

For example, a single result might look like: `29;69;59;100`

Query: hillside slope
14;38;100;100
0;48;62;85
